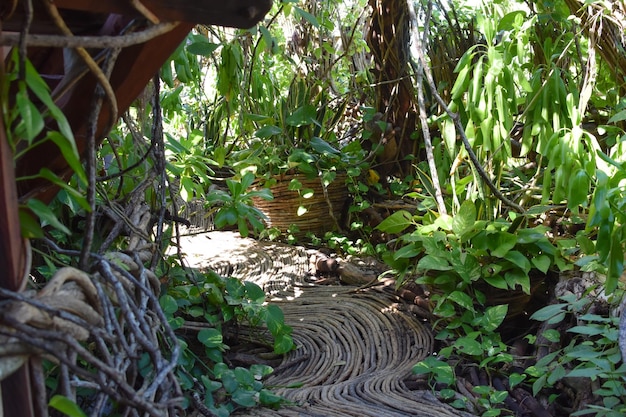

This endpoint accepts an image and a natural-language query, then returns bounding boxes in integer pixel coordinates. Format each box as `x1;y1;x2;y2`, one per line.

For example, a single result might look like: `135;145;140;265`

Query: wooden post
0;104;34;417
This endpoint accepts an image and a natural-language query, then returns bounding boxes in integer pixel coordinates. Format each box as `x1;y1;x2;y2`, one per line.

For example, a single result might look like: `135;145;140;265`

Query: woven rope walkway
178;232;471;417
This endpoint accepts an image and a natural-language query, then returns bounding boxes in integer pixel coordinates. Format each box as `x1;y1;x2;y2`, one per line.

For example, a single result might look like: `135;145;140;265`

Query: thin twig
18;0;32;81
0;22;180;48
409;0;447;215
150;74;167;270
80;47;122;269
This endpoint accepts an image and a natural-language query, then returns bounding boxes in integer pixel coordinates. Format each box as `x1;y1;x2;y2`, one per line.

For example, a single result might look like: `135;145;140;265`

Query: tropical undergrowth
8;0;626;415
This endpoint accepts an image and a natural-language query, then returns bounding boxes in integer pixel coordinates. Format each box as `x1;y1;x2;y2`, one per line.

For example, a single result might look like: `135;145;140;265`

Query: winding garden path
178;231;471;417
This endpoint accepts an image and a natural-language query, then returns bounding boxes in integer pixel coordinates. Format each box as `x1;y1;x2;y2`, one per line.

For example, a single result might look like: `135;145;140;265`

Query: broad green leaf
27;198;70;235
448;290;475;312
567;325;604;336
294;6;320;27
390;240;421;259
541;329;561;343
273;333;294;354
234;367;255;386
417;254;452;271
265;304;286;334
198;328;223;348
483;274;508;290
255;125;282;138
376;210;413;234
509;373;526;389
530;303;566;323
567;169;589;208
15;85;44;142
531;255;551;274
24;58;75;143
505;269;530;294
285;104;316;127
159;294;178;315
187;38;219;56
310;136;339;155
413;356;455;385
488;232;518;257
455;335;482;356
49;395;87;417
47;132;86;184
259;389;283;406
37;169;90;211
504;250;531;273
497;10;527;31
18;209;44;238
482;305;508;332
608;109;626;124
452;200;476;237
244;281;266;303
250;364;274;379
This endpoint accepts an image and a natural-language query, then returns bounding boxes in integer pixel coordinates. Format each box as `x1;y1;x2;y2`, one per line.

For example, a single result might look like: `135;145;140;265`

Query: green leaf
18;208;44;238
26;198;71;235
187;38;219;56
504;250;531;273
310;136;339;155
530;303;566;323
24;58;75;143
198;328;223;348
607;109;626;124
273;333;294;354
542;329;561;343
244;282;265;303
509;373;526;389
567;325;605;336
482;305;508;332
448;290;475;312
259;389;283;406
488;232;518;257
393;243;423;259
285;104;316;127
38;168;90;211
294;6;320;27
49;395;87;417
452;200;476;237
567;169;589;208
413;356;455;385
531;255;551;274
455;335;482;356
376;210;413;233
417;254;452;271
265;304;286;334
497;10;527;31
15;85;44;142
47;132;86;184
483;274;508;290
255;125;282;138
159;294;178;315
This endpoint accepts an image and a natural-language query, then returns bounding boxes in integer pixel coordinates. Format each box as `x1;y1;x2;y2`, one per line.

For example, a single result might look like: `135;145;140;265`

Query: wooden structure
0;1;271;415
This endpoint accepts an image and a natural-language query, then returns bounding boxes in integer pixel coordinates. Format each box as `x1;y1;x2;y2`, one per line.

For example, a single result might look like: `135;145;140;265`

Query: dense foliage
6;0;626;415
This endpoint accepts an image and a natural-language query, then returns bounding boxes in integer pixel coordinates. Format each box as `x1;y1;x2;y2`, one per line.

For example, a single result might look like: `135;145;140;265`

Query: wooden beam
2;0;272;33
53;0;272;28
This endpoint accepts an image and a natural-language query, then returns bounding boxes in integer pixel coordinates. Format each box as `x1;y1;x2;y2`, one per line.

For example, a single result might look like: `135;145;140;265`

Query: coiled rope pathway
179;231;470;417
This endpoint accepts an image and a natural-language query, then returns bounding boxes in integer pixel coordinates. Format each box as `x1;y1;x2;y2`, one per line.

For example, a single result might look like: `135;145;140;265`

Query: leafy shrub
160;266;294;415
